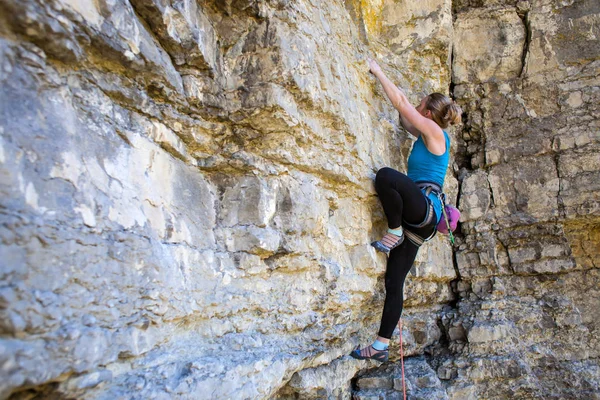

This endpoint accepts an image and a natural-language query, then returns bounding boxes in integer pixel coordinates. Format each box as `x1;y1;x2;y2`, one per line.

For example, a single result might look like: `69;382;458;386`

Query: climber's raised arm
368;58;446;155
398;111;420;138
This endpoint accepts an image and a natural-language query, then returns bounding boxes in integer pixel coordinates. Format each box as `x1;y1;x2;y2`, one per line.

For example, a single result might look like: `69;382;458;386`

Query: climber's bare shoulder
419;126;446;156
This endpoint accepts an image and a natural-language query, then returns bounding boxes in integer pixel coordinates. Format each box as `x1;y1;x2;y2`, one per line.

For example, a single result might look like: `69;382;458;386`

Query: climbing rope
399;318;407;400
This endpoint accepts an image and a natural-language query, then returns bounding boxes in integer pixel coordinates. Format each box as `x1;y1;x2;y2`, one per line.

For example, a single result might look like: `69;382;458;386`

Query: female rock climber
350;59;462;362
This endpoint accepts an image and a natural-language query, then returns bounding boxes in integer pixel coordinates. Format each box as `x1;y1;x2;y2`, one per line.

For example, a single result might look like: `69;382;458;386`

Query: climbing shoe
350;345;389;363
371;228;404;254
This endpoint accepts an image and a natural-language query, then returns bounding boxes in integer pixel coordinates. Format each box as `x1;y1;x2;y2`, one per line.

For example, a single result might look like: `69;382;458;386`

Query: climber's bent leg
374;167;428;227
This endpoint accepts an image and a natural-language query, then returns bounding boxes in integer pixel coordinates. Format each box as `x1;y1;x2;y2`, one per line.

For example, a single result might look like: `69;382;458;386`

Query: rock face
447;0;600;398
0;0;597;399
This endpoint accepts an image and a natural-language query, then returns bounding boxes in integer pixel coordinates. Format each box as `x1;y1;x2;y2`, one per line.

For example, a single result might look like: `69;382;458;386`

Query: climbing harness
403;181;459;246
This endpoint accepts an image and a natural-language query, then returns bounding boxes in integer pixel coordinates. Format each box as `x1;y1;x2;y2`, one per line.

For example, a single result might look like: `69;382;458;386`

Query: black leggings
374;167;437;339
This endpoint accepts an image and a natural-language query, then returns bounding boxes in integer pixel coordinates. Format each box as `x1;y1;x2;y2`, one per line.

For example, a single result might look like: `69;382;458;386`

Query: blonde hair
425;93;462;129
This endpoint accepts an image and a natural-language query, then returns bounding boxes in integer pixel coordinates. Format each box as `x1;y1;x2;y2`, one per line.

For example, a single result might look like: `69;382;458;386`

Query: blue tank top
407;131;450;224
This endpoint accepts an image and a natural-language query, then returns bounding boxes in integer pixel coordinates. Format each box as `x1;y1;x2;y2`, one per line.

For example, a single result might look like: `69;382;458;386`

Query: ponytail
425;93;462;129
443;102;462;126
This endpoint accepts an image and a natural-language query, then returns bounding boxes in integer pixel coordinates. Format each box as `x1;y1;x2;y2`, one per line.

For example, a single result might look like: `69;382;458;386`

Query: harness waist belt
416;181;442;194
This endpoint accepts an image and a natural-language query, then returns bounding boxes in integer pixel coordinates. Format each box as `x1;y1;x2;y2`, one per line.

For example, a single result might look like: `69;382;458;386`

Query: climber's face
416;97;431;119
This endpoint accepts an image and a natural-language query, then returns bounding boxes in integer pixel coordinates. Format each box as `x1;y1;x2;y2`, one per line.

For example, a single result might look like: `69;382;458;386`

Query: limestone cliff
0;0;598;399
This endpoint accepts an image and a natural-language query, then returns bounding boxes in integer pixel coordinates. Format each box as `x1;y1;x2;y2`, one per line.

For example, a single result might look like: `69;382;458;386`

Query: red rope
399;318;407;400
